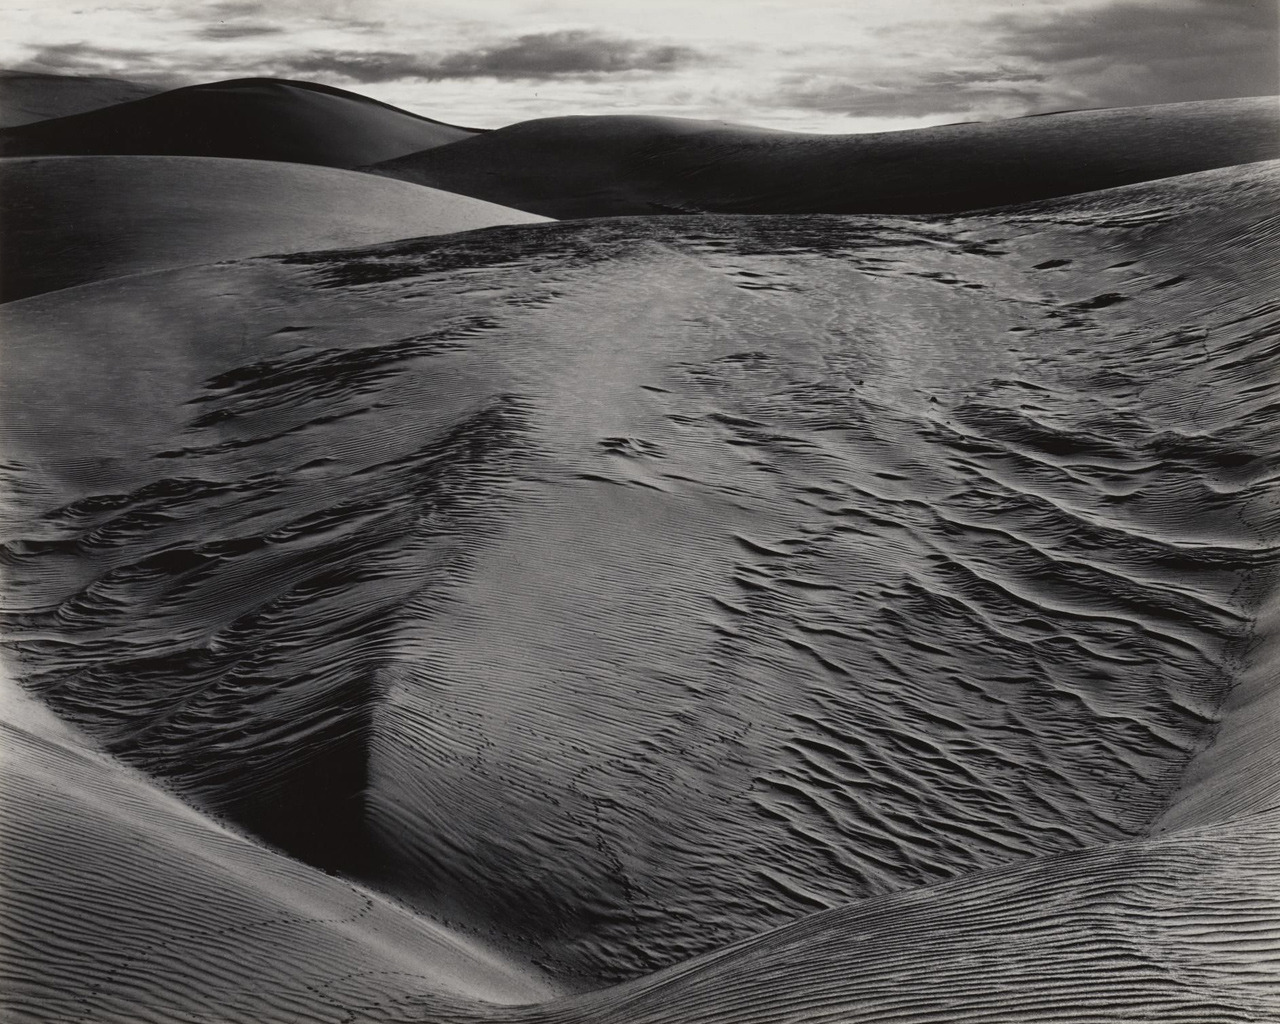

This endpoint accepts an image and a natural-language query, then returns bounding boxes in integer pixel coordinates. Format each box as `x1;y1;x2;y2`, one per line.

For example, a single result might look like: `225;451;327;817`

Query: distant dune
369;96;1280;217
0;70;163;127
0;155;548;302
0;77;479;167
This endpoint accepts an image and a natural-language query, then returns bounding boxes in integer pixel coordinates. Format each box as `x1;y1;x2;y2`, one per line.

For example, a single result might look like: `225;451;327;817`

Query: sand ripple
2;161;1278;1014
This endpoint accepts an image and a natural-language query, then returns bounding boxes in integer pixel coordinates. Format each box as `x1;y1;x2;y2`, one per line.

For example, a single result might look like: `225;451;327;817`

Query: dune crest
0;77;479;167
369;96;1280;217
0;668;556;1023
0;155;549;302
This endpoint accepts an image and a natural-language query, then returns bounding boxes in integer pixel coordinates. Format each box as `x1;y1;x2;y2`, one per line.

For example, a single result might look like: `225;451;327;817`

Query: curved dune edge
4;659;1275;1023
1156;592;1280;833
0;76;479;167
501;816;1280;1024
369;95;1280;218
0;668;558;1023
0;155;549;302
496;604;1280;1023
1;160;1278;1021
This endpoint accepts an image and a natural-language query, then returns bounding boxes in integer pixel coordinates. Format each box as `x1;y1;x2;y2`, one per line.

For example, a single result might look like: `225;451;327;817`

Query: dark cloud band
275;30;699;84
197;23;285;41
780;0;1278;120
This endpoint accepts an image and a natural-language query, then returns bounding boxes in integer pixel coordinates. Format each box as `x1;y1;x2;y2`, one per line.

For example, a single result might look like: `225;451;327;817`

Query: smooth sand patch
0;154;549;301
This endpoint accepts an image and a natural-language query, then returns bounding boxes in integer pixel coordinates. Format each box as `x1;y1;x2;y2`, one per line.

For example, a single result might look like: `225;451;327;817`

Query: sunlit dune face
0;0;1275;131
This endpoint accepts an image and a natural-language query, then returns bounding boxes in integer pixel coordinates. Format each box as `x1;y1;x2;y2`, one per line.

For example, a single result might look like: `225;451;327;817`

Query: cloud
203;1;269;16
428;29;698;78
19;42;155;72
267;50;434;83
779;67;1053;120
196;23;285;41
993;0;1279;108
270;30;700;84
13;42;184;84
775;0;1278;124
4;2;1270;133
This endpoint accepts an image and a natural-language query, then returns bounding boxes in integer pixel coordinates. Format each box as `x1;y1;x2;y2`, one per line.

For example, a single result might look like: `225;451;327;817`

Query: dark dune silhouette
0;155;548;302
2;153;1277;1021
369;96;1280;217
0;76;479;167
0;70;163;127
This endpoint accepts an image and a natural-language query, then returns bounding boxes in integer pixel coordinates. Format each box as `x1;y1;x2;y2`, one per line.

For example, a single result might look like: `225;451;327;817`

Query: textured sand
2;159;1276;1020
0;670;556;1023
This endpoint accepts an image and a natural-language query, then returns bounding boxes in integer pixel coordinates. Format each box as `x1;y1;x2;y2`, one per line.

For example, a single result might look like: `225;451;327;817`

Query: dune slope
497;810;1280;1024
0;70;162;127
0;155;548;302
0;673;554;1024
370;96;1280;217
2;160;1276;1007
8;645;1274;1024
0;77;478;166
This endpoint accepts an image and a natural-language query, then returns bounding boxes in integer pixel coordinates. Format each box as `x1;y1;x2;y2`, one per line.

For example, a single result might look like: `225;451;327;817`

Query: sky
1;0;1276;132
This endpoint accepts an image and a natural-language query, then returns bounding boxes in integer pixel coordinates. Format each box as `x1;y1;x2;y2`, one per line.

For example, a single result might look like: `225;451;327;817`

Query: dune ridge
369;96;1280;217
0;671;556;1024
0;77;479;167
0;155;549;302
1156;593;1280;835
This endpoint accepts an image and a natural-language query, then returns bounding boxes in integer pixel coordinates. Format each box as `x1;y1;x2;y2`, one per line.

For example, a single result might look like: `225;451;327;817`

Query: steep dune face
0;77;479;166
0;71;162;127
370;96;1280;217
0;673;555;1023
3;160;1276;1009
0;155;549;302
1155;593;1280;835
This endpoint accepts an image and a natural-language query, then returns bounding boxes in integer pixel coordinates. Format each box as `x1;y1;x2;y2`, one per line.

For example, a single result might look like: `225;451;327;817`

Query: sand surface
0;155;548;302
370;96;1280;217
2;157;1277;1020
0;77;479;167
0;668;556;1023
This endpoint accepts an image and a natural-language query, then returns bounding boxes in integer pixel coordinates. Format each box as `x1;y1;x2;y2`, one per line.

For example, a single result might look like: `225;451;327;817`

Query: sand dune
370;96;1280;217
0;155;548;302
0;70;162;127
0;77;478;167
2;159;1276;1018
